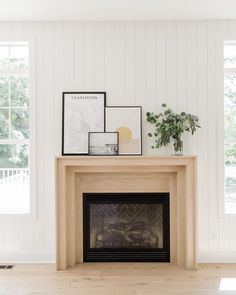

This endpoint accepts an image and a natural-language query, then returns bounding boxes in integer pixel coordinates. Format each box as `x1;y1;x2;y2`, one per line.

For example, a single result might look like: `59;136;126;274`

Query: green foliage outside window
0;144;28;168
0;50;29;168
224;74;236;167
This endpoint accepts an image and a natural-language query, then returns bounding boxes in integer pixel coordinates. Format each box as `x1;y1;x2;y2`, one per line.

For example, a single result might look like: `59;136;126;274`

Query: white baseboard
0;251;55;263
199;251;236;263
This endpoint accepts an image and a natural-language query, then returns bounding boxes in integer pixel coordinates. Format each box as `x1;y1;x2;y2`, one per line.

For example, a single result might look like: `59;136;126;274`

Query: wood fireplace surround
55;156;197;270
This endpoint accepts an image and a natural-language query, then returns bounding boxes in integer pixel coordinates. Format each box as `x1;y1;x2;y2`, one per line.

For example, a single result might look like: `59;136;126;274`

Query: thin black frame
105;106;142;155
88;132;119;156
62;92;106;155
83;192;170;262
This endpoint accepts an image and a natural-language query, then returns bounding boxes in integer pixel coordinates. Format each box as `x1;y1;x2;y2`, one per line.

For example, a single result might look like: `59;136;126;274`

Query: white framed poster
62;92;106;155
105;106;142;155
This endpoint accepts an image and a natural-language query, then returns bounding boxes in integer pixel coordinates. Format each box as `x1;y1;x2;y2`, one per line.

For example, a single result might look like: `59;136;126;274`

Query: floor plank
0;263;235;294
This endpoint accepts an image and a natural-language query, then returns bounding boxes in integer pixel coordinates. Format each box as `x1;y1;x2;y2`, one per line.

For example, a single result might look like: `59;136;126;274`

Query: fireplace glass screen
83;193;170;262
90;203;163;249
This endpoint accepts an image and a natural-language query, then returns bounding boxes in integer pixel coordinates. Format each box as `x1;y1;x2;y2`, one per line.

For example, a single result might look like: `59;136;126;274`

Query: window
0;42;30;214
224;41;236;214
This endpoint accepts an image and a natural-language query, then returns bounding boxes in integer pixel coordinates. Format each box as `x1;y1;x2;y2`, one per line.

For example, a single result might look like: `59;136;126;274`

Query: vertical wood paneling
176;21;189;155
74;22;85;90
84;22;95;90
217;21;230;252
53;22;64;155
104;22;115;103
207;21;220;251
155;21;166;106
186;22;198;155
150;21;168;155
0;222;14;252
32;22;45;252
42;22;55;251
146;22;156;110
197;21;209;252
114;22;126;105
166;22;177;109
176;22;187;112
13;221;24;252
0;20;235;261
145;22;157;154
63;22;75;90
124;22;136;105
135;21;146;106
37;22;49;251
94;22;105;91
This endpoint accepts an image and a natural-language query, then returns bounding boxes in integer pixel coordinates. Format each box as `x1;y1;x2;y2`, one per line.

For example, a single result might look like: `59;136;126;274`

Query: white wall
0;20;235;262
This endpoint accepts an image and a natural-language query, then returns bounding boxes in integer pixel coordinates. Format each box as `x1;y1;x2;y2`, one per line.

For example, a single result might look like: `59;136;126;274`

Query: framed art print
88;132;119;156
62;92;106;155
105;106;142;155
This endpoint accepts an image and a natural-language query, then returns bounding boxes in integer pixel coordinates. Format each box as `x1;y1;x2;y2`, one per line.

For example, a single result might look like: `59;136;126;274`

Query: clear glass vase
173;136;183;156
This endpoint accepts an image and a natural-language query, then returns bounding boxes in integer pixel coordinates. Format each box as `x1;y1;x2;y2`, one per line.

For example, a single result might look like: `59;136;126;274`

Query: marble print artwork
63;93;105;154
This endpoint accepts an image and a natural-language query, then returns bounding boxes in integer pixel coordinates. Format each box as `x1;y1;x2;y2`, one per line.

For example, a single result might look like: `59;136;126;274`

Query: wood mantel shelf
55;156;197;270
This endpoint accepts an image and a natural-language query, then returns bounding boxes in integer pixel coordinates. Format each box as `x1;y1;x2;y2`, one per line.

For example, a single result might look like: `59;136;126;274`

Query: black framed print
88;132;119;156
105;106;142;155
62;92;106;155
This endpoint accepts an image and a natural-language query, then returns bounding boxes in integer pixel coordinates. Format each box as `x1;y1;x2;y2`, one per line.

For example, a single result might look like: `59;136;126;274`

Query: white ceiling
1;0;236;21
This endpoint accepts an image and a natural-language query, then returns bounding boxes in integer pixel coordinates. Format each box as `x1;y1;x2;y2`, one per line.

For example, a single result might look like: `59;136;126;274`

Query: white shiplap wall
0;20;235;262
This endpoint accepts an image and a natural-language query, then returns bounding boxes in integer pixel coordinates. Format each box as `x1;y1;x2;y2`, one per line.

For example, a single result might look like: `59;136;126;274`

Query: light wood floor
0;263;236;295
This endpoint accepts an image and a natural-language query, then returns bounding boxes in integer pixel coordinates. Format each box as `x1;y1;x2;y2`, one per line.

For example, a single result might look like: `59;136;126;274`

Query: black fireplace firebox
83;193;170;262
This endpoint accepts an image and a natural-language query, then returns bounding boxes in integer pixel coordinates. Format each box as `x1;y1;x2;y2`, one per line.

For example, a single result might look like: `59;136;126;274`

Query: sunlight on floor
220;278;236;291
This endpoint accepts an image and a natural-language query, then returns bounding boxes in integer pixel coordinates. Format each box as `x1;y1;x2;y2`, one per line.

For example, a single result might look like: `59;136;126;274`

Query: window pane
0;43;30;215
0;108;9;139
10;46;28;69
225;107;236;140
0;144;28;168
0;77;9;107
10;108;29;139
224;45;236;68
225;142;236;214
0;144;29;214
225;163;236;214
10;76;29;107
0;47;8;69
225;143;236;214
224;74;236;106
224;43;236;214
225;143;236;166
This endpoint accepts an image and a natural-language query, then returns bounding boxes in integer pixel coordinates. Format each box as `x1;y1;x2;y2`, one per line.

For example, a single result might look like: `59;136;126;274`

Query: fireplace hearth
83;193;170;262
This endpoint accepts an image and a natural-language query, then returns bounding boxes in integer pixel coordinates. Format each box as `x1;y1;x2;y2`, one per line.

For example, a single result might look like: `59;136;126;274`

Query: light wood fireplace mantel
55;156;197;270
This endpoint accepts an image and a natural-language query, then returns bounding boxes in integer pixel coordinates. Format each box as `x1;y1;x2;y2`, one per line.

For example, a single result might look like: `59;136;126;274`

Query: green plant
146;103;200;153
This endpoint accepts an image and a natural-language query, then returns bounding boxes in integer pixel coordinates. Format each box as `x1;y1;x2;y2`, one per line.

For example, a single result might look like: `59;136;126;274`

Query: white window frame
0;35;36;221
218;37;236;219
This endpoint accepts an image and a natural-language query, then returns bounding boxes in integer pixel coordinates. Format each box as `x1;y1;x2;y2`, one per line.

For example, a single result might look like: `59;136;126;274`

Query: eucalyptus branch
146;103;200;153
